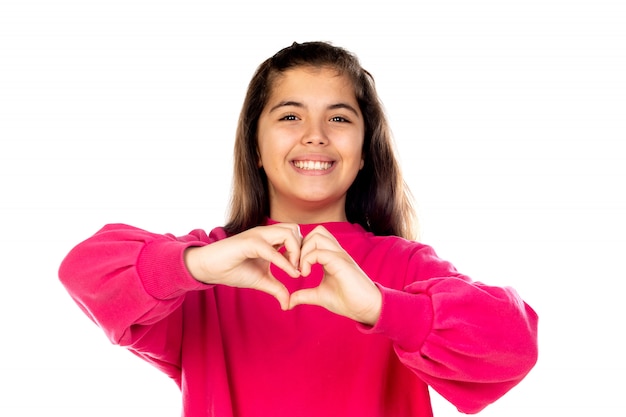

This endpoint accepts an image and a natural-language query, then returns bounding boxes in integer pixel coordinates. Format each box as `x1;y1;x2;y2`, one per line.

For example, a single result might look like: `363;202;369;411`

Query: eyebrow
268;100;361;118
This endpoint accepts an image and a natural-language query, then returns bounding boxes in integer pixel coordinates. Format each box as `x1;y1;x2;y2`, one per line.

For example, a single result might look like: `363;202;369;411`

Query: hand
184;223;302;310
288;226;382;326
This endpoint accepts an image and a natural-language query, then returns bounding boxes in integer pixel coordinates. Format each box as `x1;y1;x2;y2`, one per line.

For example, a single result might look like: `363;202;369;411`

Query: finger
277;224;302;270
300;226;338;256
288;287;320;310
299;232;339;276
259;223;302;270
244;225;302;276
305;225;335;241
256;277;291;311
256;243;301;278
300;247;339;279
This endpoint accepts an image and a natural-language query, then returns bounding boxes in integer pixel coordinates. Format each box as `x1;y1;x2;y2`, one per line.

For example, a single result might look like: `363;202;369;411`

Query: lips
292;160;334;171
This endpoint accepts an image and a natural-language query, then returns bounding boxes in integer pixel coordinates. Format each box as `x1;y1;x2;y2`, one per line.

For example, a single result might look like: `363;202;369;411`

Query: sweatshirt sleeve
58;223;218;380
359;243;539;414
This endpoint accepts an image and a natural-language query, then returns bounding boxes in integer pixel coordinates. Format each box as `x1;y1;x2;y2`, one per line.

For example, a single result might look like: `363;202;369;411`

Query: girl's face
257;66;365;224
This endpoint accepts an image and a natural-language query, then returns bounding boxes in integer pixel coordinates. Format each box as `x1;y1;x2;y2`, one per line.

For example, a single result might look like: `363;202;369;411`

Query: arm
58;223;213;379
360;245;539;414
58;222;304;379
271;226;537;412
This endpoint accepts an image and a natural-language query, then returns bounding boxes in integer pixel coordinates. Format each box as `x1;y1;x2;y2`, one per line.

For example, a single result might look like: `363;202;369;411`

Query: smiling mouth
293;160;334;171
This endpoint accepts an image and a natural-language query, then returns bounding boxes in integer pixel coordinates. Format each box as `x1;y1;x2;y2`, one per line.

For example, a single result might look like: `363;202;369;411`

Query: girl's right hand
183;224;302;310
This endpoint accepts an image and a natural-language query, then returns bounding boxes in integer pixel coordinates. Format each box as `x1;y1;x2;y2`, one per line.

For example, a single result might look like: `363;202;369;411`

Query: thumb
288;287;320;310
256;279;290;311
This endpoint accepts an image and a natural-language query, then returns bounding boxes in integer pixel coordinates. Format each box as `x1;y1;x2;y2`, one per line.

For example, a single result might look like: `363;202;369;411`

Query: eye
330;116;350;123
280;114;299;121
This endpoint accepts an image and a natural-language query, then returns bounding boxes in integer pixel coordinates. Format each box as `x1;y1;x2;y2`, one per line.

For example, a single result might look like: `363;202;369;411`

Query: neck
269;203;347;225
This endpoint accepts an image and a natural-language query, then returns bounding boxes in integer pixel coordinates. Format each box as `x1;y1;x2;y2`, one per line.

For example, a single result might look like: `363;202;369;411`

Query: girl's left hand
288;225;382;326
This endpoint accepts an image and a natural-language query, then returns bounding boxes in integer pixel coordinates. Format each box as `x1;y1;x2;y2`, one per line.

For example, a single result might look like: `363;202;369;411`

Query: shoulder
336;224;433;260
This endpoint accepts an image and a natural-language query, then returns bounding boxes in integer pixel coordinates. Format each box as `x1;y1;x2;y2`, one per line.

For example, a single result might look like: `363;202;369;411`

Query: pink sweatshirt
58;220;538;417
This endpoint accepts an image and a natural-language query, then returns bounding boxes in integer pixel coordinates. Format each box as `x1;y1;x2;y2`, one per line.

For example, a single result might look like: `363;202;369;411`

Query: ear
257;147;263;167
359;158;364;170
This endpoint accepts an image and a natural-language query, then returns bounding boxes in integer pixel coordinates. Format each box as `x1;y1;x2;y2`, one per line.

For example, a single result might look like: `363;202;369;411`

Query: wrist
356;284;382;326
184;246;209;283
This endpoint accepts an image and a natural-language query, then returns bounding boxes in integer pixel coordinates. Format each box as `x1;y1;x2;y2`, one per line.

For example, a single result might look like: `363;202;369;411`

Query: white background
1;0;625;415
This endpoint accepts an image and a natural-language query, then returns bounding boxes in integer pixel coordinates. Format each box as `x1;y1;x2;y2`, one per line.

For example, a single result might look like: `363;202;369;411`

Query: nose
301;120;328;146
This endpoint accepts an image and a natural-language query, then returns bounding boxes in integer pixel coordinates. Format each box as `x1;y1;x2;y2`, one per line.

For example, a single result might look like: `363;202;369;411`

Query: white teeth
294;160;332;170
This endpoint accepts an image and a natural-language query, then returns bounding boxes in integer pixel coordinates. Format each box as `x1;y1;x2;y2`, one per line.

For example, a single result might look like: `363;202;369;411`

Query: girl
59;41;538;417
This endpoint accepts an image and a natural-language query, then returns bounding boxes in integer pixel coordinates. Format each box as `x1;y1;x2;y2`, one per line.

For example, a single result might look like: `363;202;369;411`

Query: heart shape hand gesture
184;223;382;325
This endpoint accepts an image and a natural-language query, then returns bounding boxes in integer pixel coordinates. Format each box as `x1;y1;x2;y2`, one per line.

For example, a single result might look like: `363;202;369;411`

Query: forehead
268;66;357;100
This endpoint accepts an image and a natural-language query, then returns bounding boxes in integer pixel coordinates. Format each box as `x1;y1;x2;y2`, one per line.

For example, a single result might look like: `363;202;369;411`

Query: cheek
257;147;282;173
256;135;270;168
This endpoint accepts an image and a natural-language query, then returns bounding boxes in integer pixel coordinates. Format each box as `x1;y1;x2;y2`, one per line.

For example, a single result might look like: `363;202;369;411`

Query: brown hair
224;41;418;240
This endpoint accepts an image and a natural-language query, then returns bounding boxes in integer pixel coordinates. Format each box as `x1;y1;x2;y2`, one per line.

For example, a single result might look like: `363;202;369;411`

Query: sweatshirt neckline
264;218;366;236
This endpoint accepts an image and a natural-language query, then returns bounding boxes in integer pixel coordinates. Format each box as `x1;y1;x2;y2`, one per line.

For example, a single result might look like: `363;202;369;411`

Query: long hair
224;41;418;240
